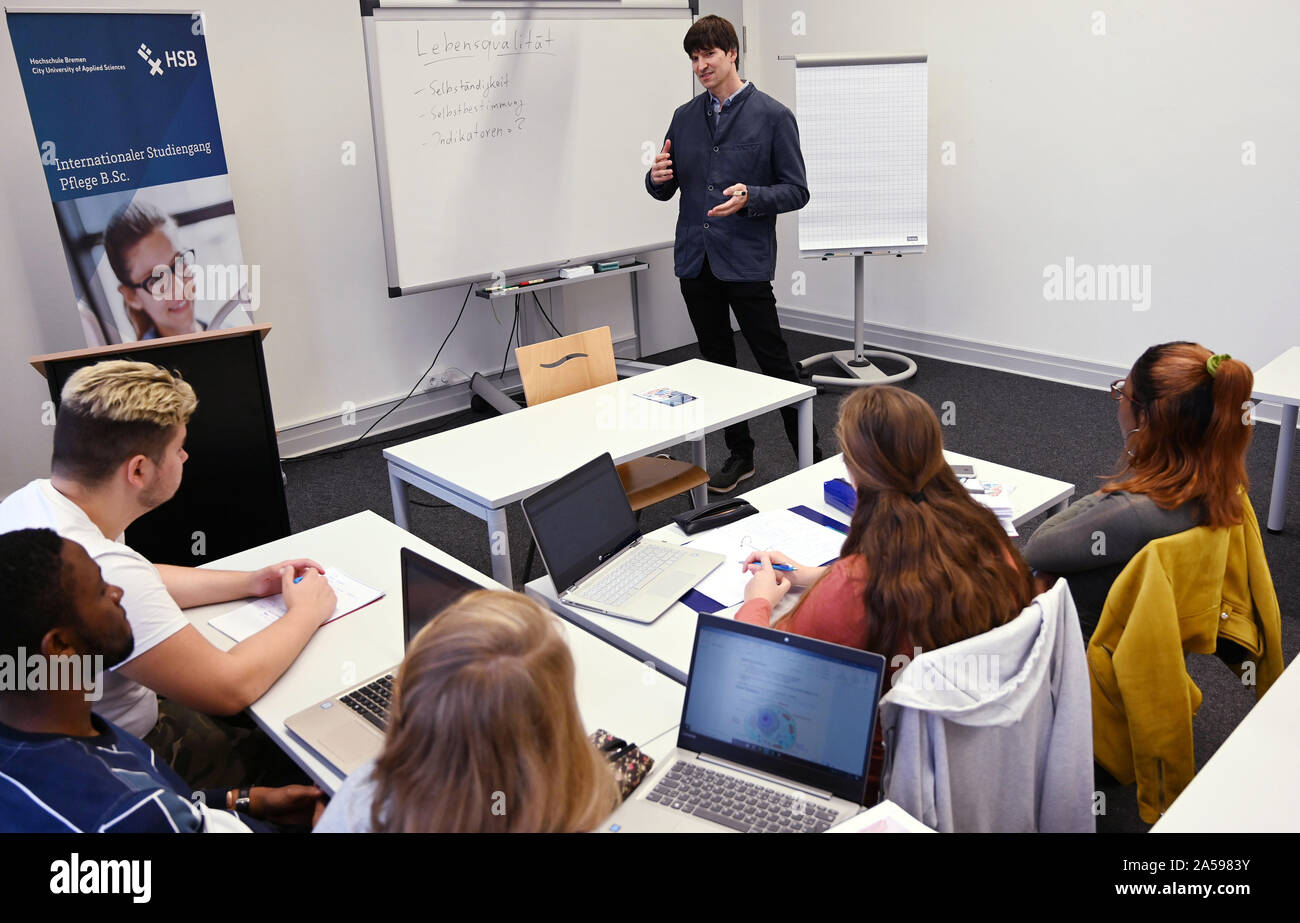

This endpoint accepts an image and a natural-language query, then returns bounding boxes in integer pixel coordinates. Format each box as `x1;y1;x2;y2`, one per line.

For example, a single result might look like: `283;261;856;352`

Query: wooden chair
514;327;709;575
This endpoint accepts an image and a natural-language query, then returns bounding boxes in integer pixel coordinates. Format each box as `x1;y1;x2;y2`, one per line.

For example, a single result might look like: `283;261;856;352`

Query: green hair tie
1206;353;1231;377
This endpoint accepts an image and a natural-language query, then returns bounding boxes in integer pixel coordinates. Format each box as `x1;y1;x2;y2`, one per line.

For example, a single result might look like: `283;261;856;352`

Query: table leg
1049;498;1070;517
797;397;814;468
487;506;514;586
1268;403;1297;532
388;466;410;530
689;436;708;509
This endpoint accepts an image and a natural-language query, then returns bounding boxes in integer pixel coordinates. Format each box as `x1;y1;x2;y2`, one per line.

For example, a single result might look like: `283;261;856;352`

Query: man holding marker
646;14;820;493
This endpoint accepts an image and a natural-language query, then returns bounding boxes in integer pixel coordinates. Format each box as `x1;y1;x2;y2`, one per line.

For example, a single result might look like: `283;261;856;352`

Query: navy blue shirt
0;714;268;832
646;83;810;282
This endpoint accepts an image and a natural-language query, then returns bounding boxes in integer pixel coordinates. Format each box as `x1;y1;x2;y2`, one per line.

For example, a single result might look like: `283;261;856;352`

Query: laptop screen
399;548;481;648
678;615;886;804
521;453;640;593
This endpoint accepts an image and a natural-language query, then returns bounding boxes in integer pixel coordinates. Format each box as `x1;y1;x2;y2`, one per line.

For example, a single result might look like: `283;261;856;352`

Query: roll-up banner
6;9;256;346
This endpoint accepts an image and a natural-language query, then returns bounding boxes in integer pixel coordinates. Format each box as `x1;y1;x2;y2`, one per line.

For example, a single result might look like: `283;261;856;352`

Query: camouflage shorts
143;698;309;791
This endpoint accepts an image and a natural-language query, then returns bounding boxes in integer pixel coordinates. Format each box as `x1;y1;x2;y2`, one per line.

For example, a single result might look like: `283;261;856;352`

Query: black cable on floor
323;283;473;458
280;405;480;466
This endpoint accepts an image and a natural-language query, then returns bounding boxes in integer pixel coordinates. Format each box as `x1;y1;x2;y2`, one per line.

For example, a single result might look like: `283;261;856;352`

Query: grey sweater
1022;490;1200;638
879;580;1094;832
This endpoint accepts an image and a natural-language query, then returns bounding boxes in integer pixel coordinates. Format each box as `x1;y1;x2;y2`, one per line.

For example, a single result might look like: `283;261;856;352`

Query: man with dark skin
0;528;325;832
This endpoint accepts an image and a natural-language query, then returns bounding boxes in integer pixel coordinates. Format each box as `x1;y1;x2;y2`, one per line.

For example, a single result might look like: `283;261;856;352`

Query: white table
1151;655;1300;832
527;451;1074;684
384;359;816;586
1252;347;1300;532
182;510;684;794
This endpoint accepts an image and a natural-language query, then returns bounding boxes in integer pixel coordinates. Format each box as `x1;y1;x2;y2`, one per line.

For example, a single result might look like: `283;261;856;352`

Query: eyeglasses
1109;378;1143;409
127;249;196;297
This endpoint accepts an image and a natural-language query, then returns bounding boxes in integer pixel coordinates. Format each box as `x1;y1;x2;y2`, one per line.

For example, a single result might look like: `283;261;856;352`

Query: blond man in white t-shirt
0;360;335;786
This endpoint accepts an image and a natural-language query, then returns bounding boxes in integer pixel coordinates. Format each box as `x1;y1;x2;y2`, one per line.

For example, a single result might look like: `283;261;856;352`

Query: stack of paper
209;568;385;644
684;509;847;608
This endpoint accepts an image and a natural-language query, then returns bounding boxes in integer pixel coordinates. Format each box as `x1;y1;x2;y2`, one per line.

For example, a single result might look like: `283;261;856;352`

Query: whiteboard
362;4;694;294
794;55;928;256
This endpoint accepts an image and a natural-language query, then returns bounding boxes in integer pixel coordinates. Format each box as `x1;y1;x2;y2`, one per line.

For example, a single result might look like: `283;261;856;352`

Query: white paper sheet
972;481;1017;536
685;510;847;608
209;568;384;644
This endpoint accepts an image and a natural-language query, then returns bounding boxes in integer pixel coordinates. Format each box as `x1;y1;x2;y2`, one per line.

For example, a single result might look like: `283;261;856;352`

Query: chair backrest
515;326;617;406
879;579;1094;832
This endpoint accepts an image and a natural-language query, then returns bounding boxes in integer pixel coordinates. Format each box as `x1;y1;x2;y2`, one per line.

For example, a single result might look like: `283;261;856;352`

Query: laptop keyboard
579;543;685;607
646;761;837;833
340;674;394;731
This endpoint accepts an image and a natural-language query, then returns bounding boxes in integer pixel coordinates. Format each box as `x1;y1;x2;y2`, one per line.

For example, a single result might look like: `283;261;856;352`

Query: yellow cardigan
1087;498;1283;823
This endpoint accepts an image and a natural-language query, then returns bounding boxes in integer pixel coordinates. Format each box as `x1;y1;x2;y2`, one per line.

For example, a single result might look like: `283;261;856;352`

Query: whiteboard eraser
560;265;595;279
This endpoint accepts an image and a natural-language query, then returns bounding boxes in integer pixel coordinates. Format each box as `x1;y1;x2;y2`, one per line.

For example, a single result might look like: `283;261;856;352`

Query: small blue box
824;478;856;516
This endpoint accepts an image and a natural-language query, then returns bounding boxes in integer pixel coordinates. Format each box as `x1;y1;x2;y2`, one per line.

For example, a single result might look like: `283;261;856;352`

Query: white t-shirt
314;760;380;833
0;479;189;736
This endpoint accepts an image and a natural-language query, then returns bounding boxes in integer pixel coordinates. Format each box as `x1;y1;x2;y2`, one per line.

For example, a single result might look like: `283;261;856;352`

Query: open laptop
602;614;886;833
521;453;725;623
284;548;479;777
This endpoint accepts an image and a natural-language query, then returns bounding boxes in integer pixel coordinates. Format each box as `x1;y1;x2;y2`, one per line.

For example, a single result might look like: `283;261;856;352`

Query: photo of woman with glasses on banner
52;176;254;346
104;201;206;340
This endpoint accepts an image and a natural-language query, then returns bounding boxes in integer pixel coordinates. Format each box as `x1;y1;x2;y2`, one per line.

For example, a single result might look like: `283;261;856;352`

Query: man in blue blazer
646;15;820;493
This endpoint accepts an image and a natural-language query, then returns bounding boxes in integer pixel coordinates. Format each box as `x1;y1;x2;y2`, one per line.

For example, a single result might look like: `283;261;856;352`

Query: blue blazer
646;83;810;282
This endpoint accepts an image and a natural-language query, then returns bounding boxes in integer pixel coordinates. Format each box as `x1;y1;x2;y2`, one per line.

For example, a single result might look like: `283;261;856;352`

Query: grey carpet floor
281;328;1299;833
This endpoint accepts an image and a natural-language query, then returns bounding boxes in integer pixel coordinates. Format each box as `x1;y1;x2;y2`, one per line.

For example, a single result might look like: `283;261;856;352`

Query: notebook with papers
601;614;886;833
283;548;479;777
521;453;725;623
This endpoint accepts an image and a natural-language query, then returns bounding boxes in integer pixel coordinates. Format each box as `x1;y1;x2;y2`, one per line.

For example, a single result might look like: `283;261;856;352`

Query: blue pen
293;575;304;583
769;563;796;572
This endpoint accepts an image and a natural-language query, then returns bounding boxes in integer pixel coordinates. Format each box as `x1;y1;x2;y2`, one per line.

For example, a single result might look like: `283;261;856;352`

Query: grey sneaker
707;454;755;494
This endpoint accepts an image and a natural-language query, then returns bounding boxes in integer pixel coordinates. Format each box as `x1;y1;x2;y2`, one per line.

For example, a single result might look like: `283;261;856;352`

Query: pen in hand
743;561;796;573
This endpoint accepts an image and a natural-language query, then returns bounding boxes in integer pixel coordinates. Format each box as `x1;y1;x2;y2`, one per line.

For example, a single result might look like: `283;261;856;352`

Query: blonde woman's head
371;589;619;833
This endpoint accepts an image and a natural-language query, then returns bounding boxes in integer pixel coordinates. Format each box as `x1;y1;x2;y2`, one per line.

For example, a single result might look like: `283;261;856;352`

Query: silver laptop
284;548;478;777
602;614;886;833
522;453;724;623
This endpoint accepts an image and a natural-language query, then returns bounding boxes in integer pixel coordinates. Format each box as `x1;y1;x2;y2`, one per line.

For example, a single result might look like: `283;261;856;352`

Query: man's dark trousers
680;255;817;461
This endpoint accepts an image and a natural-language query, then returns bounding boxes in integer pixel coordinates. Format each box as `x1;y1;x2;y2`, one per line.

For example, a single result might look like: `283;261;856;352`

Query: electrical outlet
425;368;457;391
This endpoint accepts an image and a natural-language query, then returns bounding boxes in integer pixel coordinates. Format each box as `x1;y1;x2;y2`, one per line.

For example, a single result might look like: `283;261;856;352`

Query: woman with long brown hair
315;590;620;833
1024;342;1255;639
739;385;1033;649
737;386;1035;796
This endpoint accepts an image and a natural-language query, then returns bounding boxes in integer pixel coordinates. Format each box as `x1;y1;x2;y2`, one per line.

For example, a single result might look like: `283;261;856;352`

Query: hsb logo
164;50;198;68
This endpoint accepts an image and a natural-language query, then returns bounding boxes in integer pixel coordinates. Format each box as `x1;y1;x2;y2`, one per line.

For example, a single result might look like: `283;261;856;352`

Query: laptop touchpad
646;571;695;597
324;722;383;761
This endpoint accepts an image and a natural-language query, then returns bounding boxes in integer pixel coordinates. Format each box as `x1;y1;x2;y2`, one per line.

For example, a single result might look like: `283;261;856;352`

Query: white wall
9;1;1294;492
0;0;712;491
745;0;1299;379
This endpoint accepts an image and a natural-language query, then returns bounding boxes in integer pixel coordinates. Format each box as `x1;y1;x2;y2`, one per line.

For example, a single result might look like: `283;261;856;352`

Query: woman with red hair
1024;342;1256;639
